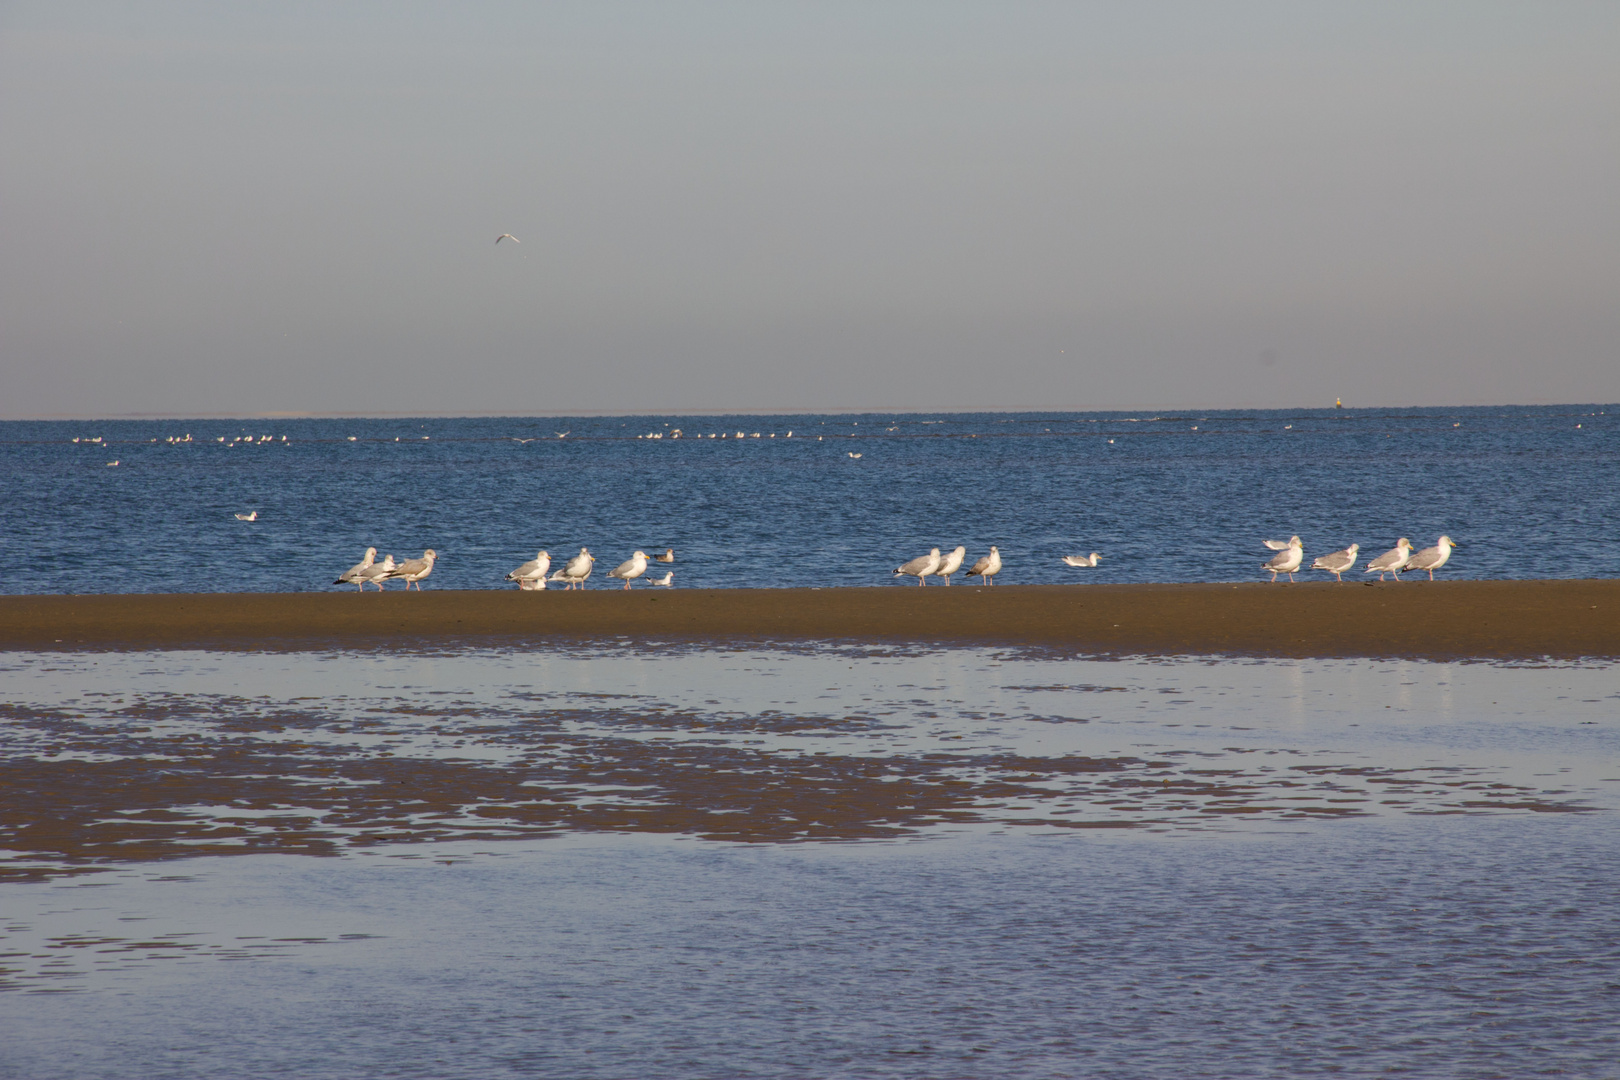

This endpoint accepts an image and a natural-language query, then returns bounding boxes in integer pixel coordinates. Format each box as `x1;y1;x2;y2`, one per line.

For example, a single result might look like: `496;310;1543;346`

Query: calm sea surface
2;405;1614;592
2;645;1617;1078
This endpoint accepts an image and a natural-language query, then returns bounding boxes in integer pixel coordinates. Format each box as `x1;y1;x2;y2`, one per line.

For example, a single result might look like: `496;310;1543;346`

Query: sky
3;1;1618;417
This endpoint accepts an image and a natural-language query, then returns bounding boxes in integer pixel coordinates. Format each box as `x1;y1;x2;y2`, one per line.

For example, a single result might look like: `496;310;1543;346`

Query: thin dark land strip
1;580;1617;658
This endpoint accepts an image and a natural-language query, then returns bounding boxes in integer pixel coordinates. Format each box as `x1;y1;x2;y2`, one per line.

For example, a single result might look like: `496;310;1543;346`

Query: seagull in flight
496;234;520;244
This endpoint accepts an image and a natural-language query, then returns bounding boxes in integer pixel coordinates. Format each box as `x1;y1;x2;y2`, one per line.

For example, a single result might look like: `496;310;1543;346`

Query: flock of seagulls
893;546;1001;586
1262;535;1456;582
333;548;437;591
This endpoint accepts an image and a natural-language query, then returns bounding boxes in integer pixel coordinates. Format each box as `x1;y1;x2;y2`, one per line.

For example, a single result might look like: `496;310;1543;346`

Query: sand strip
1;580;1617;658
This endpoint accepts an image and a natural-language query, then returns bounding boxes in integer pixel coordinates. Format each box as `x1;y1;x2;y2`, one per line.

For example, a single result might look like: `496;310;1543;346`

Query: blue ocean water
1;405;1614;593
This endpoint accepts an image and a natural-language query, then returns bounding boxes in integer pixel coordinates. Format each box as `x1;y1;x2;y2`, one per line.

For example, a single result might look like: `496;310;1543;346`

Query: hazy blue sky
3;2;1618;417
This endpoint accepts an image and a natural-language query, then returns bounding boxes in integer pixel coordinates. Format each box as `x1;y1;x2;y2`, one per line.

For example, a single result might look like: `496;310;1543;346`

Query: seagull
1262;536;1304;582
1310;543;1359;582
1364;538;1413;581
654;548;674;563
1263;536;1302;552
496;234;519;244
964;546;1002;585
1406;536;1457;580
335;547;378;590
932;545;967;585
1062;553;1102;568
848;452;862;459
388;549;437;590
551;547;594;590
555;431;570;439
652;571;674;587
505;550;551;590
610;551;649;590
358;554;396;591
895;548;942;586
234;511;258;521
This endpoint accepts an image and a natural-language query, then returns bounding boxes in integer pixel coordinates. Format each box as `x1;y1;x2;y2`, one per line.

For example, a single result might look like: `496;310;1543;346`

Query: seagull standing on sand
551;547;594;590
1062;553;1102;568
654;549;674;563
506;550;550;590
335;547;377;590
610;551;649;589
1406;536;1457;580
496;234;519;244
1310;543;1359;582
932;546;966;585
358;554;396;591
389;549;437;590
964;546;1002;585
1262;536;1304;582
895;548;942;586
1364;538;1413;581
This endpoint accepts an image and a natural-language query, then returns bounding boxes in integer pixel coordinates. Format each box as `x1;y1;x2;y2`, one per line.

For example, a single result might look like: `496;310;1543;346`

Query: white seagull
550;547;594;590
652;571;674;587
895;548;942;586
388;549;437;590
932;545;967;585
964;546;1002;585
506;550;551;590
1364;538;1413;582
1262;536;1304;582
358;554;396;591
654;548;675;563
496;234;519;244
610;550;649;590
334;547;377;590
234;511;258;521
1263;535;1302;552
1310;543;1359;582
1406;536;1457;580
1062;553;1102;568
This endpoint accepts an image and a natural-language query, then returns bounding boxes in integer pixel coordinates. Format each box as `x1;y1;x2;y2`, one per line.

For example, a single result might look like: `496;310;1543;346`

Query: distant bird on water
652;571;674;587
234;510;258;521
1310;543;1359;582
388;549;437;590
964;546;1002;585
895;548;942;586
610;551;649;589
1405;536;1456;580
496;234;519;244
1062;553;1102;568
335;547;378;590
506;550;550;590
1364;538;1413;582
654;548;675;563
932;545;967;585
1262;536;1304;582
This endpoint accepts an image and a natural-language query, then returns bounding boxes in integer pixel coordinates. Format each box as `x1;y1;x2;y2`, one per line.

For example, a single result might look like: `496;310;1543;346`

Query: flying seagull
496;234;520;244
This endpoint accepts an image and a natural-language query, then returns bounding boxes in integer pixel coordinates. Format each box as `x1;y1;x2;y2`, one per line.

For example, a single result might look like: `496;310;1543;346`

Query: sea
1;404;1615;592
3;405;1618;1078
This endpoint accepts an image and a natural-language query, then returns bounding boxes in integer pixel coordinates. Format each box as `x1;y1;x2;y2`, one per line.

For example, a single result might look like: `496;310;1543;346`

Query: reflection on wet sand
2;646;1608;883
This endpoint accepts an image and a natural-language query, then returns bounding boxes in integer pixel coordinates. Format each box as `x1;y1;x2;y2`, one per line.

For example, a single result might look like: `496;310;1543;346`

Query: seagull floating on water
654;548;674;563
506;550;550;590
335;547;377;590
1262;537;1304;582
848;452;862;459
895;548;942;586
652;571;674;587
1062;553;1102;568
1405;536;1456;580
610;551;649;590
964;546;1002;585
234;511;258;521
1364;538;1413;582
1310;543;1359;582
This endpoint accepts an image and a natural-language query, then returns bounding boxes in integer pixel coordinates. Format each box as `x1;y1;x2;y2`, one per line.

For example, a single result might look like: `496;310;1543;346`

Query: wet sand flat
1;579;1617;657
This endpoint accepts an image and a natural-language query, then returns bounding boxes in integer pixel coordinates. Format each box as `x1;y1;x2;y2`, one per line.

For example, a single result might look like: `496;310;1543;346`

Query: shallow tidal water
2;646;1617;1078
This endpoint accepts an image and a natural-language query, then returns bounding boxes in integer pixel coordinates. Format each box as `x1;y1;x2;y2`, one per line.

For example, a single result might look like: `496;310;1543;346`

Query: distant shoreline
2;581;1616;658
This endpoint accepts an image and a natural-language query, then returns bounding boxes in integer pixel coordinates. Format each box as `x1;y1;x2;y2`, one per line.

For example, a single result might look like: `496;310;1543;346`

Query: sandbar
1;580;1616;658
